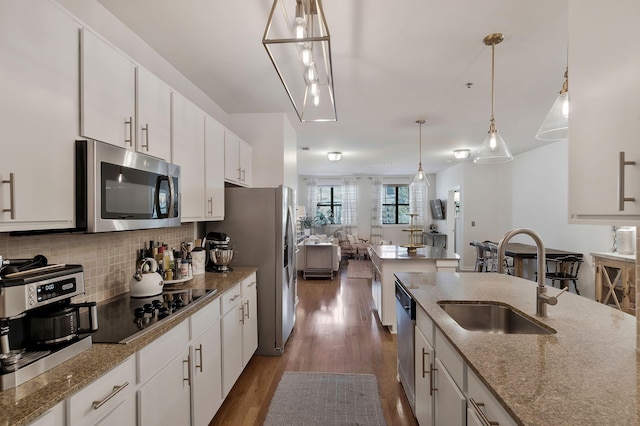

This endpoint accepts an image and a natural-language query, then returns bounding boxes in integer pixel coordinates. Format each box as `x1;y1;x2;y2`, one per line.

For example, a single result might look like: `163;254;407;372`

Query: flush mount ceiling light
474;33;513;164
327;151;342;161
453;149;471;159
536;67;569;141
263;0;336;122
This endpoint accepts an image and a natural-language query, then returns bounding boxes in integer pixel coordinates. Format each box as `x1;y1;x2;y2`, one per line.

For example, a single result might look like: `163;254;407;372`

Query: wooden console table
592;252;636;315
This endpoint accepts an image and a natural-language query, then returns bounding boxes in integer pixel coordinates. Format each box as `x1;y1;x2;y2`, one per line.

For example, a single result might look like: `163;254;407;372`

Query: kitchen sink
438;301;556;335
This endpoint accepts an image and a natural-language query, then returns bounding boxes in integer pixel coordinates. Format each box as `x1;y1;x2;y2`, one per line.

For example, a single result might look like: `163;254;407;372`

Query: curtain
306;177;318;224
341;177;357;233
370;177;383;244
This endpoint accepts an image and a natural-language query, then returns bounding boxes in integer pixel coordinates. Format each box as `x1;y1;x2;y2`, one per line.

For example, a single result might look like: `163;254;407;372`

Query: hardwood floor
210;263;417;426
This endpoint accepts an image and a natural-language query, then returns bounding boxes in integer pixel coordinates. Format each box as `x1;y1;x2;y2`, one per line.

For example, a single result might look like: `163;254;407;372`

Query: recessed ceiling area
97;0;568;176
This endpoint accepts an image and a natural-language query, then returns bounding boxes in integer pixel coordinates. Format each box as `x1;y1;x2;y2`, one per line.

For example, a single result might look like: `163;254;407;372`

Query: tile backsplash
0;224;198;303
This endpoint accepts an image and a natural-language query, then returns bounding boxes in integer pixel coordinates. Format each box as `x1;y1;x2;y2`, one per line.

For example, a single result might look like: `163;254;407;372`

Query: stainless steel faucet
497;228;566;317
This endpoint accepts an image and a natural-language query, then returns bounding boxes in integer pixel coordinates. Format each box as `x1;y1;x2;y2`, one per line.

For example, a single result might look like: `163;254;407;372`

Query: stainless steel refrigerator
207;185;296;356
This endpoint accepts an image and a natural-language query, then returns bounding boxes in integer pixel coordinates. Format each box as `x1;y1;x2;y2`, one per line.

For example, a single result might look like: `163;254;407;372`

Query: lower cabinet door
138;349;191;425
434;357;466;426
414;326;434;426
95;397;136;426
221;303;243;397
191;324;223;426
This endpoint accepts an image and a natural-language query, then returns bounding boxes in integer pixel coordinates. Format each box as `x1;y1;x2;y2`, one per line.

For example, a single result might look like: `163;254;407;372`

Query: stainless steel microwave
76;140;180;233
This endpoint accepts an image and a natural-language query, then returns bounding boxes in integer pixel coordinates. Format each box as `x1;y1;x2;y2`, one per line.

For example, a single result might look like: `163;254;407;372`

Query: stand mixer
205;232;234;273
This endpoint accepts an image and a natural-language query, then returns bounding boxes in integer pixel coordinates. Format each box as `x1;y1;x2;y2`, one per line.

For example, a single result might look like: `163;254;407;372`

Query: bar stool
472;241;487;272
545;255;583;294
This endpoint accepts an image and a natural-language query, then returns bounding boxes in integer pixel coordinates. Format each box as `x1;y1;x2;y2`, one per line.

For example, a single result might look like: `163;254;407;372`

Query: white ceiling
97;0;568;176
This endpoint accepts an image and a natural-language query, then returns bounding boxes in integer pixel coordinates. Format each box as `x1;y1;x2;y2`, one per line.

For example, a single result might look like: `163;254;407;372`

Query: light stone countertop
369;244;460;261
394;271;638;426
0;267;258;426
590;251;636;263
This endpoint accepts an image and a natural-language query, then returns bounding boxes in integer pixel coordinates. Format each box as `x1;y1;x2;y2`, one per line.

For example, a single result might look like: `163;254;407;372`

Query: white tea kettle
129;257;164;298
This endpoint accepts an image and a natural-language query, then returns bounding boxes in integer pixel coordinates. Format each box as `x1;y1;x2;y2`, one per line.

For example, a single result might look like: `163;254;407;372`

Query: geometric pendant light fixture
535;67;569;141
474;33;514;164
263;0;337;122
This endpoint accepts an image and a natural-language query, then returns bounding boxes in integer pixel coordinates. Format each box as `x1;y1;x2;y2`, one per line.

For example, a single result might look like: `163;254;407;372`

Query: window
382;185;409;224
316;185;342;224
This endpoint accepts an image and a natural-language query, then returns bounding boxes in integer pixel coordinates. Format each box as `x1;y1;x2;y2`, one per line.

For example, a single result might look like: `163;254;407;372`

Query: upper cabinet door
568;0;640;224
172;92;205;222
0;0;78;230
224;131;241;184
81;28;136;149
204;115;225;220
137;67;172;160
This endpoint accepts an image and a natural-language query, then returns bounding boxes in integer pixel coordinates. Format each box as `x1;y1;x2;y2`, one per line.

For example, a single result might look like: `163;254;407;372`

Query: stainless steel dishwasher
395;279;416;415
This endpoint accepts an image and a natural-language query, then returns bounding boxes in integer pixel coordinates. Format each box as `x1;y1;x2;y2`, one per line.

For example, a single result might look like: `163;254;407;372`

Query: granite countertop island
370;244;459;261
395;271;638;425
0;267;257;426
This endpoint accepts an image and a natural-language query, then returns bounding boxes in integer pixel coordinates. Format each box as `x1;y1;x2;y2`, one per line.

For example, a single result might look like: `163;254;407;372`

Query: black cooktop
90;287;216;344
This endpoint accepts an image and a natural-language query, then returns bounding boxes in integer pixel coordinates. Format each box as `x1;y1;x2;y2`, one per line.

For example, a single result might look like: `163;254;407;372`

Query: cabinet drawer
416;307;434;346
137;319;189;384
221;283;242;315
68;356;135;426
467;369;516;426
242;272;257;294
190;297;221;340
435;328;464;389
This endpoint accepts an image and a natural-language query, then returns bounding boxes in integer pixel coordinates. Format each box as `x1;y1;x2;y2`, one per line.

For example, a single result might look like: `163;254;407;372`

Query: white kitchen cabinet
414;324;434;426
172;92;205;222
434;357;466;426
137;320;191;425
241;273;258;366
67;356;136;426
29;401;64;426
190;299;223;426
0;0;78;231
137;66;172;160
467;368;516;426
81;28;136;149
137;348;191;426
221;282;244;397
204;115;225;220
415;307;435;426
224;130;252;187
568;0;640;224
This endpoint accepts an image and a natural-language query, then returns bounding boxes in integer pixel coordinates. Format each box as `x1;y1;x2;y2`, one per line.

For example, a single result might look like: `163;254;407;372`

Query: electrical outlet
471;221;476;226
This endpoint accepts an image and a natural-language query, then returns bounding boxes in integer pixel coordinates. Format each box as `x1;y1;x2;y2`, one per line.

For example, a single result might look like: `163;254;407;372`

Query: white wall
228;113;298;191
511;140;611;299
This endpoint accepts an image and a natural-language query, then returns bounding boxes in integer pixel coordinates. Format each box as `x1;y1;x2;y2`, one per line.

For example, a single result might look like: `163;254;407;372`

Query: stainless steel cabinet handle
429;363;437;396
241;168;246;182
469;398;499;426
183;355;191;385
237;167;242;181
421;347;429;378
141;123;149;150
240;304;245;325
244;300;250;319
125;117;133;146
230;294;240;302
92;382;129;410
195;344;203;372
618;151;636;211
208;197;213;216
2;173;15;219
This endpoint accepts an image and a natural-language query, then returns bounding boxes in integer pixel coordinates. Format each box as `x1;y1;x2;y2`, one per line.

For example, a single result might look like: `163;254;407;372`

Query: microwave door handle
155;176;169;219
167;174;175;218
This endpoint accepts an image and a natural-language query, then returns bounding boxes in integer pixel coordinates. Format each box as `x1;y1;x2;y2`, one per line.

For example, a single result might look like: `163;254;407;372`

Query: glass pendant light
409;119;429;216
536;67;569;141
474;33;513;164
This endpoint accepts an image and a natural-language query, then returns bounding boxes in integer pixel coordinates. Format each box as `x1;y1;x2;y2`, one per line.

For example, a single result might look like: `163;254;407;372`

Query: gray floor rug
264;372;387;426
346;260;373;279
